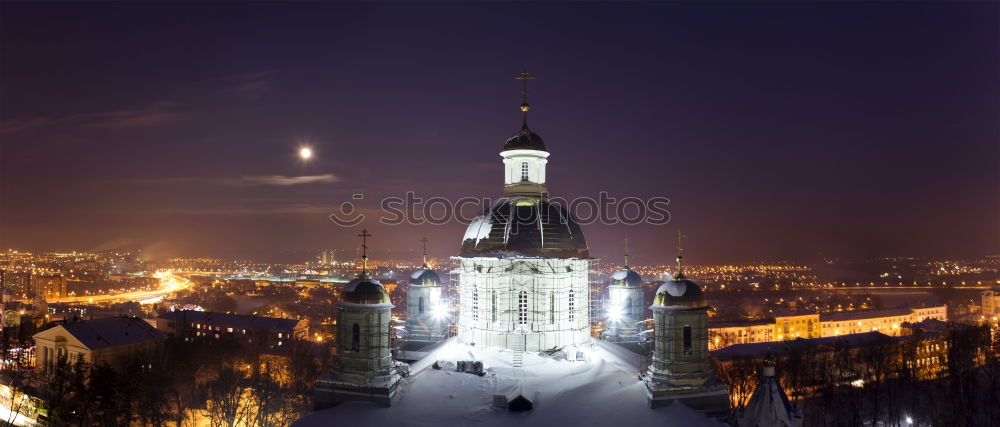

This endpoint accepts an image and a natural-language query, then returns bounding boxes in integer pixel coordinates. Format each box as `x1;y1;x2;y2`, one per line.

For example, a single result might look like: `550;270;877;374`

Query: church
304;72;733;426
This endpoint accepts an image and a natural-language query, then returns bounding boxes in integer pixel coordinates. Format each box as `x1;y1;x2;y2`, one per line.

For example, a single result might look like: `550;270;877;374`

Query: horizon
2;2;998;265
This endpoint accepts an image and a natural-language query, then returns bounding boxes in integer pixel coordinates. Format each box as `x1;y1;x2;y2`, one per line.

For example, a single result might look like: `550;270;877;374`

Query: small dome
342;275;391;305
410;269;441;286
653;279;706;308
504;125;546;151
460;197;589;258
610;268;641;287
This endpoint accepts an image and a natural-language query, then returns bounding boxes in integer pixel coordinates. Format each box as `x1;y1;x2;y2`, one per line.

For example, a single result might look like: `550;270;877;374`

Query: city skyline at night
2;2;998;265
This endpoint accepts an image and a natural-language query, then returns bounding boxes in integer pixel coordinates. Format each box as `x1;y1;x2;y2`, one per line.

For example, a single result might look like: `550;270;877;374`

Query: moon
299;147;313;160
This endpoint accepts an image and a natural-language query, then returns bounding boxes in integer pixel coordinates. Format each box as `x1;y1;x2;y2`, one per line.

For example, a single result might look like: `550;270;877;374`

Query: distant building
33;275;68;299
321;249;336;265
709;305;948;350
154;310;308;349
982;286;1000;319
33;317;166;372
821;306;947;337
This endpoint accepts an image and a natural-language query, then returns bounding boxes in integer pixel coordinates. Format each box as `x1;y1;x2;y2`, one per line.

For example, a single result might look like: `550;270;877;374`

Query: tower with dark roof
644;237;729;419
455;71;592;352
315;230;403;408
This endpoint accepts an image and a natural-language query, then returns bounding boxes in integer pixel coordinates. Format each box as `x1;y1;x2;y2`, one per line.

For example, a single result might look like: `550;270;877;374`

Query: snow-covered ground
295;339;726;427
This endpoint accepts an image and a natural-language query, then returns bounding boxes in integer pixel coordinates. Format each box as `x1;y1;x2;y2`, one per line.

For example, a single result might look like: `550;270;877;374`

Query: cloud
240;174;340;186
0;101;190;134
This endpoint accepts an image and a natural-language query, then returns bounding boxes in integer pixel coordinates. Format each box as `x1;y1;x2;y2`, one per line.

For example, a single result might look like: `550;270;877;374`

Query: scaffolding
449;256;596;352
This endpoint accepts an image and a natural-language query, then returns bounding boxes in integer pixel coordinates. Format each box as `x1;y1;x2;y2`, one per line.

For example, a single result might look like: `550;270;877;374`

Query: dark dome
460;197;589;258
342;275;391;305
504;125;547;151
653;279;706;308
610;268;642;287
410;269;441;287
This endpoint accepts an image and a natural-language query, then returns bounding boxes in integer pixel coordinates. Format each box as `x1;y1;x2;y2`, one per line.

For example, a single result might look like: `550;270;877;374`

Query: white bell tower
502;70;549;197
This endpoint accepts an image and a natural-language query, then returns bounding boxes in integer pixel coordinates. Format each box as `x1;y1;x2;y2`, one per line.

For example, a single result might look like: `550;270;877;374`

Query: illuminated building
604;240;645;342
982;285;1000;318
154;310;308;348
405;238;447;343
821;306;946;337
774;312;820;341
709;306;948;350
455;71;591;352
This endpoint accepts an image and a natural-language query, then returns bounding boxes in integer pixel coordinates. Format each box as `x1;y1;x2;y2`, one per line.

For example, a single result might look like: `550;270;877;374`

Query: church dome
410;269;441;287
610;268;641;287
460;197;588;258
342;275;391;305
503;125;546;151
653;278;706;308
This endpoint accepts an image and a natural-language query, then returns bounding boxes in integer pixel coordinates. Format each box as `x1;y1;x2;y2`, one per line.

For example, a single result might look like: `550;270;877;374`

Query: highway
46;271;193;304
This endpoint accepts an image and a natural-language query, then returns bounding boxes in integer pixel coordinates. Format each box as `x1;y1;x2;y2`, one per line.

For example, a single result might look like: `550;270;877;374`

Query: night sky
1;2;997;265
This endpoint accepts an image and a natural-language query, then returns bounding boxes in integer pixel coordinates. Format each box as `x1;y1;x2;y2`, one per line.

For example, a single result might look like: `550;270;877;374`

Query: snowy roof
410;269;441;286
610;268;641;287
295;340;726;427
653;279;706;308
53;317;165;350
459;197;589;259
342;275;391;305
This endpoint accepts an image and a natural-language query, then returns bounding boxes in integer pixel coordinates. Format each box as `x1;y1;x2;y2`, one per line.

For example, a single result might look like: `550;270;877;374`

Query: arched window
351;323;360;352
521;162;529;181
683;325;692;354
472;288;479;321
518;291;528;325
549;292;555;324
624;296;633;320
568;289;575;321
491;291;497;322
418;297;425;314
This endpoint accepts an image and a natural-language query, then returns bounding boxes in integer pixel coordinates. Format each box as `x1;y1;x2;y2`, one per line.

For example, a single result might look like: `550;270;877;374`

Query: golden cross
624;238;630;267
420;237;429;267
515;69;535;104
358;228;371;274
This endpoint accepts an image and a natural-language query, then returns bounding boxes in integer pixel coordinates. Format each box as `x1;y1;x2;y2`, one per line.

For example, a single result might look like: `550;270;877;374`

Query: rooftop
56;316;165;350
157;310;303;331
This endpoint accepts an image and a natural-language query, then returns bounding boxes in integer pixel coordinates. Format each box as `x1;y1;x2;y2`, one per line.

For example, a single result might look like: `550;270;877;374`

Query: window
568;289;575;321
683;325;692;354
518;291;528;325
549;292;555;324
491;291;497;322
473;288;479;321
351;323;360;352
625;296;633;319
521;162;529;181
419;297;425;314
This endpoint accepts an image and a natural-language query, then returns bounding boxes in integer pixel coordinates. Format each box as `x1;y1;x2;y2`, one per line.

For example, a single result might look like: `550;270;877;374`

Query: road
46;271;193;304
